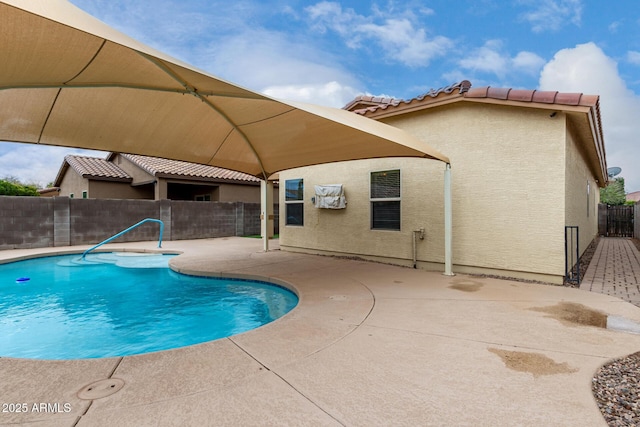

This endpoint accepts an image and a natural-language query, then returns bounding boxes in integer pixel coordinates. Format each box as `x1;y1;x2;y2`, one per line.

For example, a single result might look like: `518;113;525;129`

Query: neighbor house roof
113;153;262;184
627;191;640;203
345;80;607;187
54;155;132;186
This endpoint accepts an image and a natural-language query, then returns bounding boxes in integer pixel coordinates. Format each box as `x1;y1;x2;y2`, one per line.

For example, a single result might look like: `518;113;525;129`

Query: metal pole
260;180;274;251
261;180;269;252
444;163;454;276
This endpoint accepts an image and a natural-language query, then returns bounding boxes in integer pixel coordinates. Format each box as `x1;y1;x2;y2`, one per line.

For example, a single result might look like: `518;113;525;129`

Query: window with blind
370;169;400;230
285;178;304;226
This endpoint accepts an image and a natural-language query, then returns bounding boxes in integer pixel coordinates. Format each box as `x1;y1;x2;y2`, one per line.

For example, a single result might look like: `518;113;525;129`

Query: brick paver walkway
581;237;640;307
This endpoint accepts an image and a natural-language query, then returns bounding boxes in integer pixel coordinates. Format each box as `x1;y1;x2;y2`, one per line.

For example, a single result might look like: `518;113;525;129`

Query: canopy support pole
261;180;274;251
444;163;454;276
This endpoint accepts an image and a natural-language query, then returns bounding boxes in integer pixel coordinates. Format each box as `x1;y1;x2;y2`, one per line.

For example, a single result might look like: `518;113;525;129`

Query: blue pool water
0;253;297;359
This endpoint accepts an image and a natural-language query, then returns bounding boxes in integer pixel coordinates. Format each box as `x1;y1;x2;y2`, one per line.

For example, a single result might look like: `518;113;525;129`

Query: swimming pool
0;252;298;359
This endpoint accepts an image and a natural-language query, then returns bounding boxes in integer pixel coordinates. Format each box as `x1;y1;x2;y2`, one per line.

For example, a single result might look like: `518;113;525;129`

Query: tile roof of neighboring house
55;155;132;186
119;154;261;183
626;191;640;203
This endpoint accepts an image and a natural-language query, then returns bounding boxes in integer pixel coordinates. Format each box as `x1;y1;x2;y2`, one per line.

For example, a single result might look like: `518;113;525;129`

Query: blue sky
2;0;639;191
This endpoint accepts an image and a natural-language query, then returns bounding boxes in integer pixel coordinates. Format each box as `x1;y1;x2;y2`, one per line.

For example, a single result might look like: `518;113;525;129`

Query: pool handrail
81;218;164;260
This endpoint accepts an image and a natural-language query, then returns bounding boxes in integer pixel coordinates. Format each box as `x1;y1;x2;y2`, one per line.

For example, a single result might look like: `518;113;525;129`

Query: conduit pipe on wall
412;228;425;268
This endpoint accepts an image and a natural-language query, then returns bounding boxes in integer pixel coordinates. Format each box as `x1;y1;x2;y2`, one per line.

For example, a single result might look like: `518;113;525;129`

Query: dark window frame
370;169;401;231
285;178;304;226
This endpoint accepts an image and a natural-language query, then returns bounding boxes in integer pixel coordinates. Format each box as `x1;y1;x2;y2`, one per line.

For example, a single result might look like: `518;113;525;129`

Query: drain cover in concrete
77;378;125;400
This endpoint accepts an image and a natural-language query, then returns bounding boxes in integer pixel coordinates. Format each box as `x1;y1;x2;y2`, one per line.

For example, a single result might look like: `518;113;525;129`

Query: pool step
58;253;172;269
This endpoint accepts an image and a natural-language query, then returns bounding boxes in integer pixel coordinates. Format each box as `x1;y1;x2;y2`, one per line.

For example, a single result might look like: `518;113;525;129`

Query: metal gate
606;205;634;237
565;226;580;284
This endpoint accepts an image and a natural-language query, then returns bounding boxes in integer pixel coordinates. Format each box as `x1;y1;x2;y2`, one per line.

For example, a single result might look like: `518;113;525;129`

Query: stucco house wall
218;183;278;203
564;123;600;256
89;180;153;200
281;157;443;265
58;168;87;198
280;100;600;284
280;104;565;276
113;154;155;184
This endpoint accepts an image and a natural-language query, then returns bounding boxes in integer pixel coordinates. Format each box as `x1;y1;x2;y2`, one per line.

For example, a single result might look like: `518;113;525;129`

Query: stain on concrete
449;279;484;293
530;302;607;328
488;348;578;378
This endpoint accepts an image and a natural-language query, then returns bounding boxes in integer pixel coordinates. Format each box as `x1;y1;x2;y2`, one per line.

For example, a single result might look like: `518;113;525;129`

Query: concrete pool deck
2;237;640;426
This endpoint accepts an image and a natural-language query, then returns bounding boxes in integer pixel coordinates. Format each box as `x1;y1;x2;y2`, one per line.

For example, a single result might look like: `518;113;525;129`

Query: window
285;178;304;226
69;193;74;198
82;190;88;199
195;194;211;201
370;169;400;230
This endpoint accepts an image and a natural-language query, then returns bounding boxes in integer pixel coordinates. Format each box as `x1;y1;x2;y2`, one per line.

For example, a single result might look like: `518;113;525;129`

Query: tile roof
626;191;640;202
346;81;472;114
120;154;261;183
63;155;132;182
348;80;600;117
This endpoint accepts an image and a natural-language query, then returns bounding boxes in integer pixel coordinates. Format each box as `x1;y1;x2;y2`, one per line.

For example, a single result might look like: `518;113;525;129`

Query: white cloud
608;21;622;33
519;0;583;33
263;81;361;108
458;40;545;80
540;42;640;191
627;51;640;65
198;29;362;101
0;143;106;187
512;51;547;72
305;1;453;67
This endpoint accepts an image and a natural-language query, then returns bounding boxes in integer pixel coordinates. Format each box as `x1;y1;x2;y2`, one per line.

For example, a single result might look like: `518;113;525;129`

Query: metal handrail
81;218;164;259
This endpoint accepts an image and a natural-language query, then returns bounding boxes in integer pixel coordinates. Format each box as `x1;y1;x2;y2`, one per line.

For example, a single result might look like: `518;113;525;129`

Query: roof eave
359;94;466;120
53;160;69;187
81;174;133;183
155;172;261;185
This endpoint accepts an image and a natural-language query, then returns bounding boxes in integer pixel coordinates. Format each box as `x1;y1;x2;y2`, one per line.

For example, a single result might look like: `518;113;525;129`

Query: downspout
444;163;454;276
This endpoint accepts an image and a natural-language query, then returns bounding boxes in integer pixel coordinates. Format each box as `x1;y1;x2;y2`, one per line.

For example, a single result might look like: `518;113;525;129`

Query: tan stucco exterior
279;103;601;284
57;169;87;198
57;170;151;199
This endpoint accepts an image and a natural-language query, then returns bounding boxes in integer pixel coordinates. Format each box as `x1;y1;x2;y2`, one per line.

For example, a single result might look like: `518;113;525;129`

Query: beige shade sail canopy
0;0;449;180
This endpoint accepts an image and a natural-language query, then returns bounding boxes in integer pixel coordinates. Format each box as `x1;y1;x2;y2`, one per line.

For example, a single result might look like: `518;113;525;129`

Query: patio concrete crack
227;338;347;426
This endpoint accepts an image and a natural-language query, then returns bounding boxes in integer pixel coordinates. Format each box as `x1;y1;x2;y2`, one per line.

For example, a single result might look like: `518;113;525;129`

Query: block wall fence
0;197;278;250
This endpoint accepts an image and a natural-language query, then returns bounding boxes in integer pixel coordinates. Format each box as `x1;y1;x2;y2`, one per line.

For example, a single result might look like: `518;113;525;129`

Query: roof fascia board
363;95;594;120
586;109;608;185
461;97;593;114
82;175;133;183
53;161;70;187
